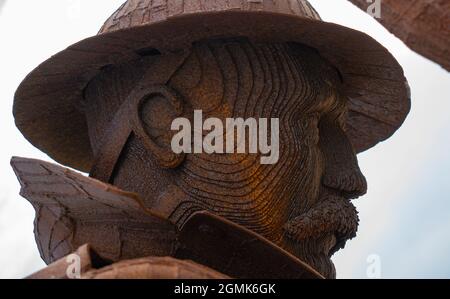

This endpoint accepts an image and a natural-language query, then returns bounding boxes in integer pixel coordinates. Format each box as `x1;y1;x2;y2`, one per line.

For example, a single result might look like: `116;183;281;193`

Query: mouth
283;194;359;277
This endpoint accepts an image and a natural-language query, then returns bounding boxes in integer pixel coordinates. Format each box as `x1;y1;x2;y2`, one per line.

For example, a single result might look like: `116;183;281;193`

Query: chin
284;233;339;279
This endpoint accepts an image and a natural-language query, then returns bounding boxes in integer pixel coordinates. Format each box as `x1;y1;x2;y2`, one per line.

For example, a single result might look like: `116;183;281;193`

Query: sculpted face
84;39;367;278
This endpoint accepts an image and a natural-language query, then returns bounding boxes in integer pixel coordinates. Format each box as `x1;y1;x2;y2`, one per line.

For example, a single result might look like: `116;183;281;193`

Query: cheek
280;116;323;207
301;115;324;177
282;115;320;160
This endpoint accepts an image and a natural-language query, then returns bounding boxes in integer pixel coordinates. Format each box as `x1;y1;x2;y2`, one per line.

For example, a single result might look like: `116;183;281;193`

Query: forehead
169;39;344;112
183;39;342;83
85;39;344;119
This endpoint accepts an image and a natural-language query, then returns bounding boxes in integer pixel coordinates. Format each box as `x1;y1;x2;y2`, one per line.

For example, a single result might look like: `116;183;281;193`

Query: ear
129;85;185;168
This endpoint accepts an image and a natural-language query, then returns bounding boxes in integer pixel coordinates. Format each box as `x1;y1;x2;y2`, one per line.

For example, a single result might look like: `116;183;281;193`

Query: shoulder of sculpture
10;156;158;219
11;156;175;264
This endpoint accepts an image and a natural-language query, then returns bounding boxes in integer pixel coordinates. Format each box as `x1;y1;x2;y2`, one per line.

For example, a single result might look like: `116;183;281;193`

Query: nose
318;116;368;199
322;167;367;199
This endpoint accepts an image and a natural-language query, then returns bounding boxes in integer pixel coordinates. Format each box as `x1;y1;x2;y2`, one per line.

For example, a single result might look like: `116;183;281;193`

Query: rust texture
11;0;411;279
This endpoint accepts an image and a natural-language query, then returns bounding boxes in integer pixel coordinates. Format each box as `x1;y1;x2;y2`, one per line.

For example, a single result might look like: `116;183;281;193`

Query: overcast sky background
0;0;449;279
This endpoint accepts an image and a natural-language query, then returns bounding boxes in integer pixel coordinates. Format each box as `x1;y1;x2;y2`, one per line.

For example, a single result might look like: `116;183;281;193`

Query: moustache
284;194;359;254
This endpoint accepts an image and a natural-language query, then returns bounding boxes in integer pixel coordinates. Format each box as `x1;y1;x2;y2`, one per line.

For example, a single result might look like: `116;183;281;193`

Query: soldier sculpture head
82;39;367;277
13;0;410;279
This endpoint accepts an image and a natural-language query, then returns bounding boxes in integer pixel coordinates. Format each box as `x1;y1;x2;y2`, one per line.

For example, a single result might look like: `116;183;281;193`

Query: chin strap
89;50;190;183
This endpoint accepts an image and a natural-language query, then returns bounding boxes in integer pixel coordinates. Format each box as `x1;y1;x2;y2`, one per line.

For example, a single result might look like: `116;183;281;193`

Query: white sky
0;0;449;278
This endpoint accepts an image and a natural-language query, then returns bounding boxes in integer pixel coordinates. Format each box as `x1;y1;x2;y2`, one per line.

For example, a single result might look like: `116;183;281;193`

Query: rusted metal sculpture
12;0;410;279
349;0;450;71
